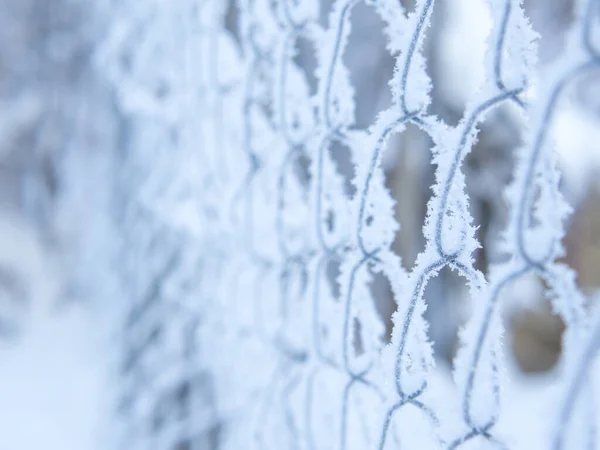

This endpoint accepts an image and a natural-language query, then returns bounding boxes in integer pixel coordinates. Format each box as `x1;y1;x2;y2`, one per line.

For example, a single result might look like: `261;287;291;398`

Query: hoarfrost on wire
93;0;600;449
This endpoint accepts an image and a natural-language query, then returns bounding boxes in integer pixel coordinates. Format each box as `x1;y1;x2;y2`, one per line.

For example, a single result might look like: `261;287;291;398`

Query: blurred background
0;0;598;448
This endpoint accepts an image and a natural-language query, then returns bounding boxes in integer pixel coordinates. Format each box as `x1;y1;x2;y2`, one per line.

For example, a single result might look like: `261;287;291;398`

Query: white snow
0;305;112;450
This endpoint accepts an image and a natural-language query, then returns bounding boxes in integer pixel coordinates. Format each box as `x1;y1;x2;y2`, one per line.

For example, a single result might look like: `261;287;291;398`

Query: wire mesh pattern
97;0;600;448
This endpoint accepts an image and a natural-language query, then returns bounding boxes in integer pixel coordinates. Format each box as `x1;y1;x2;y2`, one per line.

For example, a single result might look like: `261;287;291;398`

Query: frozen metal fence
96;0;600;448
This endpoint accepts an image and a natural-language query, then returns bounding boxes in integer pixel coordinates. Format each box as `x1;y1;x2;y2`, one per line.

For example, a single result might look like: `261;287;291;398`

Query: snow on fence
96;0;600;448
